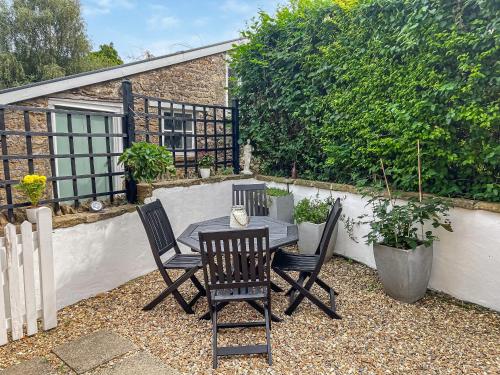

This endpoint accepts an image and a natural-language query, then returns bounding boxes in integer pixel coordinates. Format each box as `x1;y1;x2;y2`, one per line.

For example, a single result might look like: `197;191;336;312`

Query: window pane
55;112;110;201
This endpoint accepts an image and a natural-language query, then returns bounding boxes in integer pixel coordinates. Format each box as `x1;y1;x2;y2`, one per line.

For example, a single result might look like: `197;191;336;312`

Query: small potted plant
294;196;338;260
15;174;47;223
198;152;214;179
267;187;294;223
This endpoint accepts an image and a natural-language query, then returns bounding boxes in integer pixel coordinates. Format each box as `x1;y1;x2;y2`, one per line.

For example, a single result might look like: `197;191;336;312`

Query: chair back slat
315;198;342;264
199;228;270;291
205;238;218;283
137;200;179;259
232;184;269;216
231;238;241;283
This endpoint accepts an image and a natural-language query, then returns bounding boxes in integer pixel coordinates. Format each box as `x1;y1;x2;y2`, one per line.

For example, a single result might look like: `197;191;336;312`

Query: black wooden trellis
0;80;240;222
0;105;127;222
122;81;240;202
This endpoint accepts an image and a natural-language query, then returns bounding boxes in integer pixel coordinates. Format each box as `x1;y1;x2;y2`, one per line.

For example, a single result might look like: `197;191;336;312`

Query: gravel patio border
0;255;498;374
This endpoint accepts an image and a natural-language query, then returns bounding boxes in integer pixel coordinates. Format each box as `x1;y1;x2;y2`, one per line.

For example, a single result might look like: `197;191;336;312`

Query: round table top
177;216;298;252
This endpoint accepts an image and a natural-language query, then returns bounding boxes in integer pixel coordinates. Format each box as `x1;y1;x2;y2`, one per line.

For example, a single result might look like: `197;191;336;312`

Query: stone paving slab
0;357;55;375
95;352;181;375
53;330;136;374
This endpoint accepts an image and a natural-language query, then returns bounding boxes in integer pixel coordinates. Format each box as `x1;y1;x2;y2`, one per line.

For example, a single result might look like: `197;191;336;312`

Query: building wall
1;53;228;209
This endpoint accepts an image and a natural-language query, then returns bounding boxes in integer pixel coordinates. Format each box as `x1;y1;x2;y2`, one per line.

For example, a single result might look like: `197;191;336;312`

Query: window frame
47;98;124;200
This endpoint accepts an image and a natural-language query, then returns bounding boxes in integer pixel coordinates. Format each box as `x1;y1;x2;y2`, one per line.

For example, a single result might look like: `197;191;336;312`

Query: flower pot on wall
373;243;433;303
26;207;39;224
268;194;294;223
199;168;211;179
297;220;338;261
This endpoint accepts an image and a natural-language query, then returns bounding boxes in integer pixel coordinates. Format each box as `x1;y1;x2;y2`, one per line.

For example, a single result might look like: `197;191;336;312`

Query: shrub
218;166;234;175
267;187;291;197
15;174;47;207
230;0;500;202
118;142;175;183
294;196;332;224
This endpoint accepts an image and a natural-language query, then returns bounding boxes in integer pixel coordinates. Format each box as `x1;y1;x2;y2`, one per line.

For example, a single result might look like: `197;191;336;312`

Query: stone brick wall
1;53;229;210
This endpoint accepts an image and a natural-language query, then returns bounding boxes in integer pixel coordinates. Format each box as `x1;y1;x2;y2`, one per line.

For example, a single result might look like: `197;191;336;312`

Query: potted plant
357;194;453;303
198;152;214;178
267;187;294;223
119;142;176;202
15;174;47;223
349;153;453;303
294;196;338;260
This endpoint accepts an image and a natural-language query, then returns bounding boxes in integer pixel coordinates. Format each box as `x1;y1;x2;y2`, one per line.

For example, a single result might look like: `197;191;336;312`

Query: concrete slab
53;330;136;374
0;357;55;375
95;352;181;375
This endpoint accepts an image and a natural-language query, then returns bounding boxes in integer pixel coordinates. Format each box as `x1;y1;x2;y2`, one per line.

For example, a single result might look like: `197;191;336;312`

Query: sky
81;0;284;62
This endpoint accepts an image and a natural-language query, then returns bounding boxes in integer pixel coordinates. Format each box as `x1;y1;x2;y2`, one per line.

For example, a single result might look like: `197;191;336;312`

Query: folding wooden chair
137;200;206;313
232;183;269;216
199;228;272;369
272;198;342;319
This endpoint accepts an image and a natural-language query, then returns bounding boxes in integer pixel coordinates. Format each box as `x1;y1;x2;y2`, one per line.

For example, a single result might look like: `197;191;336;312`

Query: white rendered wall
52;180;236;309
263;179;500;312
52;178;500;312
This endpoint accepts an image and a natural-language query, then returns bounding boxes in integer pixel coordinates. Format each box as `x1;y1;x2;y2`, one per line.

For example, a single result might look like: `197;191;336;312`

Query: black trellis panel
0;83;241;220
0;104;127;221
86;115;97;199
104;116;115;202
46;112;60;213
23;111;34;174
66;114;79;207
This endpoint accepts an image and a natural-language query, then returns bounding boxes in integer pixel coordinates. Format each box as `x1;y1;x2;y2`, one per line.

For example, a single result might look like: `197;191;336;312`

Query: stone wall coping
255;175;500;214
52;175;254;229
136;174;253;202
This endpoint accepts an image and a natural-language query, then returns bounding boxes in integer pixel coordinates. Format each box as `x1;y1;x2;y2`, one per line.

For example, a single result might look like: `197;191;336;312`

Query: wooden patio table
178;216;298;322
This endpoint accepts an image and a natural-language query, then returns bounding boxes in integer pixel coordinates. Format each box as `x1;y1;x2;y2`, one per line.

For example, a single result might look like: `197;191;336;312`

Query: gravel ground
1;255;499;374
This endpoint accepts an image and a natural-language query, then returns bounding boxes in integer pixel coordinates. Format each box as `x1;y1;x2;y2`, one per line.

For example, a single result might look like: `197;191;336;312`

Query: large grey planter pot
373;243;433;303
268;194;294;223
297;221;338;261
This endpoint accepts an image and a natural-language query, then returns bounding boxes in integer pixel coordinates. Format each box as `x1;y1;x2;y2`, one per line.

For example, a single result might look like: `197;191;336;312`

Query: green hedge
230;0;500;201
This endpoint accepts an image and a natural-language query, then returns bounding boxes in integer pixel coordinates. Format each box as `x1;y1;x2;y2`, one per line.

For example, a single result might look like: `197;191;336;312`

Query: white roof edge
0;39;243;105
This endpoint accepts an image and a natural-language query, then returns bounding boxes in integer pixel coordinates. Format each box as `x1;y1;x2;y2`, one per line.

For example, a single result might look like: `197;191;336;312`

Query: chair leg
315;276;338;295
212;304;218;369
274;268;341;319
270;281;284;292
285;272;308;299
264;302;272;366
200;301;229;320
190;274;206;296
144;268;198;313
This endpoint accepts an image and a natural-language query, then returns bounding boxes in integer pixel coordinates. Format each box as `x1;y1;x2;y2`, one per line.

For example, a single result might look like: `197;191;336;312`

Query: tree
0;0;90;84
81;43;124;71
0;1;123;89
88;43;123;66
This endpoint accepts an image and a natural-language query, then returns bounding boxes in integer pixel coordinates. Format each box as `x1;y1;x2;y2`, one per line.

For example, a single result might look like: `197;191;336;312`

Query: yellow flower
22;174;47;185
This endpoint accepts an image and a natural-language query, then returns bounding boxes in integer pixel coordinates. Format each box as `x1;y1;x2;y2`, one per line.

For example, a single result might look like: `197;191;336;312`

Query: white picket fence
0;207;57;346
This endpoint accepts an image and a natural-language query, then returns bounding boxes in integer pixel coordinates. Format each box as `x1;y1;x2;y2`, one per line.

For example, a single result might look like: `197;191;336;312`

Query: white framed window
162;111;194;151
48;98;124;202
